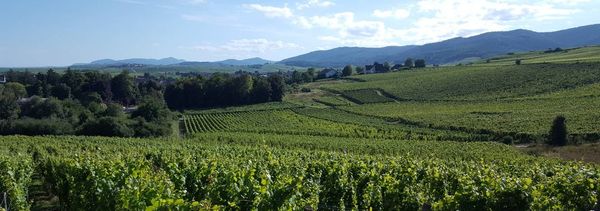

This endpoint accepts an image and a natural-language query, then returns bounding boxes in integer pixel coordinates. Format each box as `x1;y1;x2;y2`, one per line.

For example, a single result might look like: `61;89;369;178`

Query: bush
548;115;568;146
79;117;134;137
1;118;73;135
301;88;311;93
501;136;514;145
131;117;173;137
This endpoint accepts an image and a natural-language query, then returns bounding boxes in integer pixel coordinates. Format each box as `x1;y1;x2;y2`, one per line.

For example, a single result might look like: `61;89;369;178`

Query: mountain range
280;24;600;67
72;24;600;69
74;57;272;67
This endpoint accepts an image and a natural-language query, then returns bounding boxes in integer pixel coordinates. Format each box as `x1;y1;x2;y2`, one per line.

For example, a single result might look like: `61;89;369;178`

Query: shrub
79;117;134;137
8;118;73;135
502;136;514;145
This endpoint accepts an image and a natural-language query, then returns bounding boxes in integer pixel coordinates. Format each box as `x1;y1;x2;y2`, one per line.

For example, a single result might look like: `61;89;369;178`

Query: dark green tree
342;65;354;76
414;59;426;68
268;74;285;101
111;71;137;106
0;94;20;120
51;83;71;100
132;97;171;122
404;58;414;68
251;77;272;103
548;115;568;146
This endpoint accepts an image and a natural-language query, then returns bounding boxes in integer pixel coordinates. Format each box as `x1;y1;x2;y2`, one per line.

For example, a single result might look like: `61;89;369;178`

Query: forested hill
280;24;600;67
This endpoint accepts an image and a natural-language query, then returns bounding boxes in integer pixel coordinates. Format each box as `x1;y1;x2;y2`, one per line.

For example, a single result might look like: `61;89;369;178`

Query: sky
1;0;599;67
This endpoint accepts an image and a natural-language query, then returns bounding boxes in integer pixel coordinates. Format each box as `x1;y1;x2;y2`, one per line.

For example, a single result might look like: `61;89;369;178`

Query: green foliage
414;59;426;68
132;97;171;122
268;74;285;101
0;94;19;120
404;58;414;68
0;135;598;210
342;65;354;76
111;70;137;106
79;117;134;137
548;115;568;146
104;103;124;118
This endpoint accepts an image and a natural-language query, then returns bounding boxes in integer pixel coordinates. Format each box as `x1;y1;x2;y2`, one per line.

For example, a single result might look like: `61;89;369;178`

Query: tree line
164;73;285;110
0;69;172;137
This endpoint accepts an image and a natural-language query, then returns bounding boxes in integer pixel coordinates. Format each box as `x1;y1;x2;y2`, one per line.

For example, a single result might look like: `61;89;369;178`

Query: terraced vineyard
1;135;599;210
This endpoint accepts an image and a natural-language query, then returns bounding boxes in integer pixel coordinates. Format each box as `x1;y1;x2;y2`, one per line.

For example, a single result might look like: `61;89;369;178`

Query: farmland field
3;48;600;210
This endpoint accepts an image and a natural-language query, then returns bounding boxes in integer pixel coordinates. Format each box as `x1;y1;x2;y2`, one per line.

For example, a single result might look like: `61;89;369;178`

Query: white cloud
296;0;335;10
244;4;294;18
183;39;300;53
372;9;410;19
405;0;581;44
294;12;397;46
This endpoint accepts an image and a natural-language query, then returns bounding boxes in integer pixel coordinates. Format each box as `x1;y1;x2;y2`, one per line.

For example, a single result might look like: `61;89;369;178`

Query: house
319;68;338;78
0;75;6;83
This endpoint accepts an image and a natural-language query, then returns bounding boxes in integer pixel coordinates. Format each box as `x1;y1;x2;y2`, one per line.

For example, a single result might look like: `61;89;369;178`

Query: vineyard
0;135;599;210
2;49;600;210
340;89;396;104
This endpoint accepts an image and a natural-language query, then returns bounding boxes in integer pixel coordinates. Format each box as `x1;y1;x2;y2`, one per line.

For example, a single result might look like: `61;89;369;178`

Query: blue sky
1;0;599;67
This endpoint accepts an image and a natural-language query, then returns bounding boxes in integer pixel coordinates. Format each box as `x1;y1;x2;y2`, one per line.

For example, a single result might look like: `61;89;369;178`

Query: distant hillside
217;57;272;66
280;24;600;67
86;57;186;66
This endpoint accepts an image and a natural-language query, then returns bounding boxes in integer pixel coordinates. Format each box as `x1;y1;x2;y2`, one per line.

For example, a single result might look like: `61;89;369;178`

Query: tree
52;83;71;100
548;115;568;146
0;95;20;120
4;82;27;98
414;59;426;68
111;71;137;106
404;58;414;68
268;74;285;101
230;75;254;104
307;68;316;78
104;103;124;118
61;69;86;97
131;97;171;122
342;65;354;76
301;72;313;83
251;77;272;103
